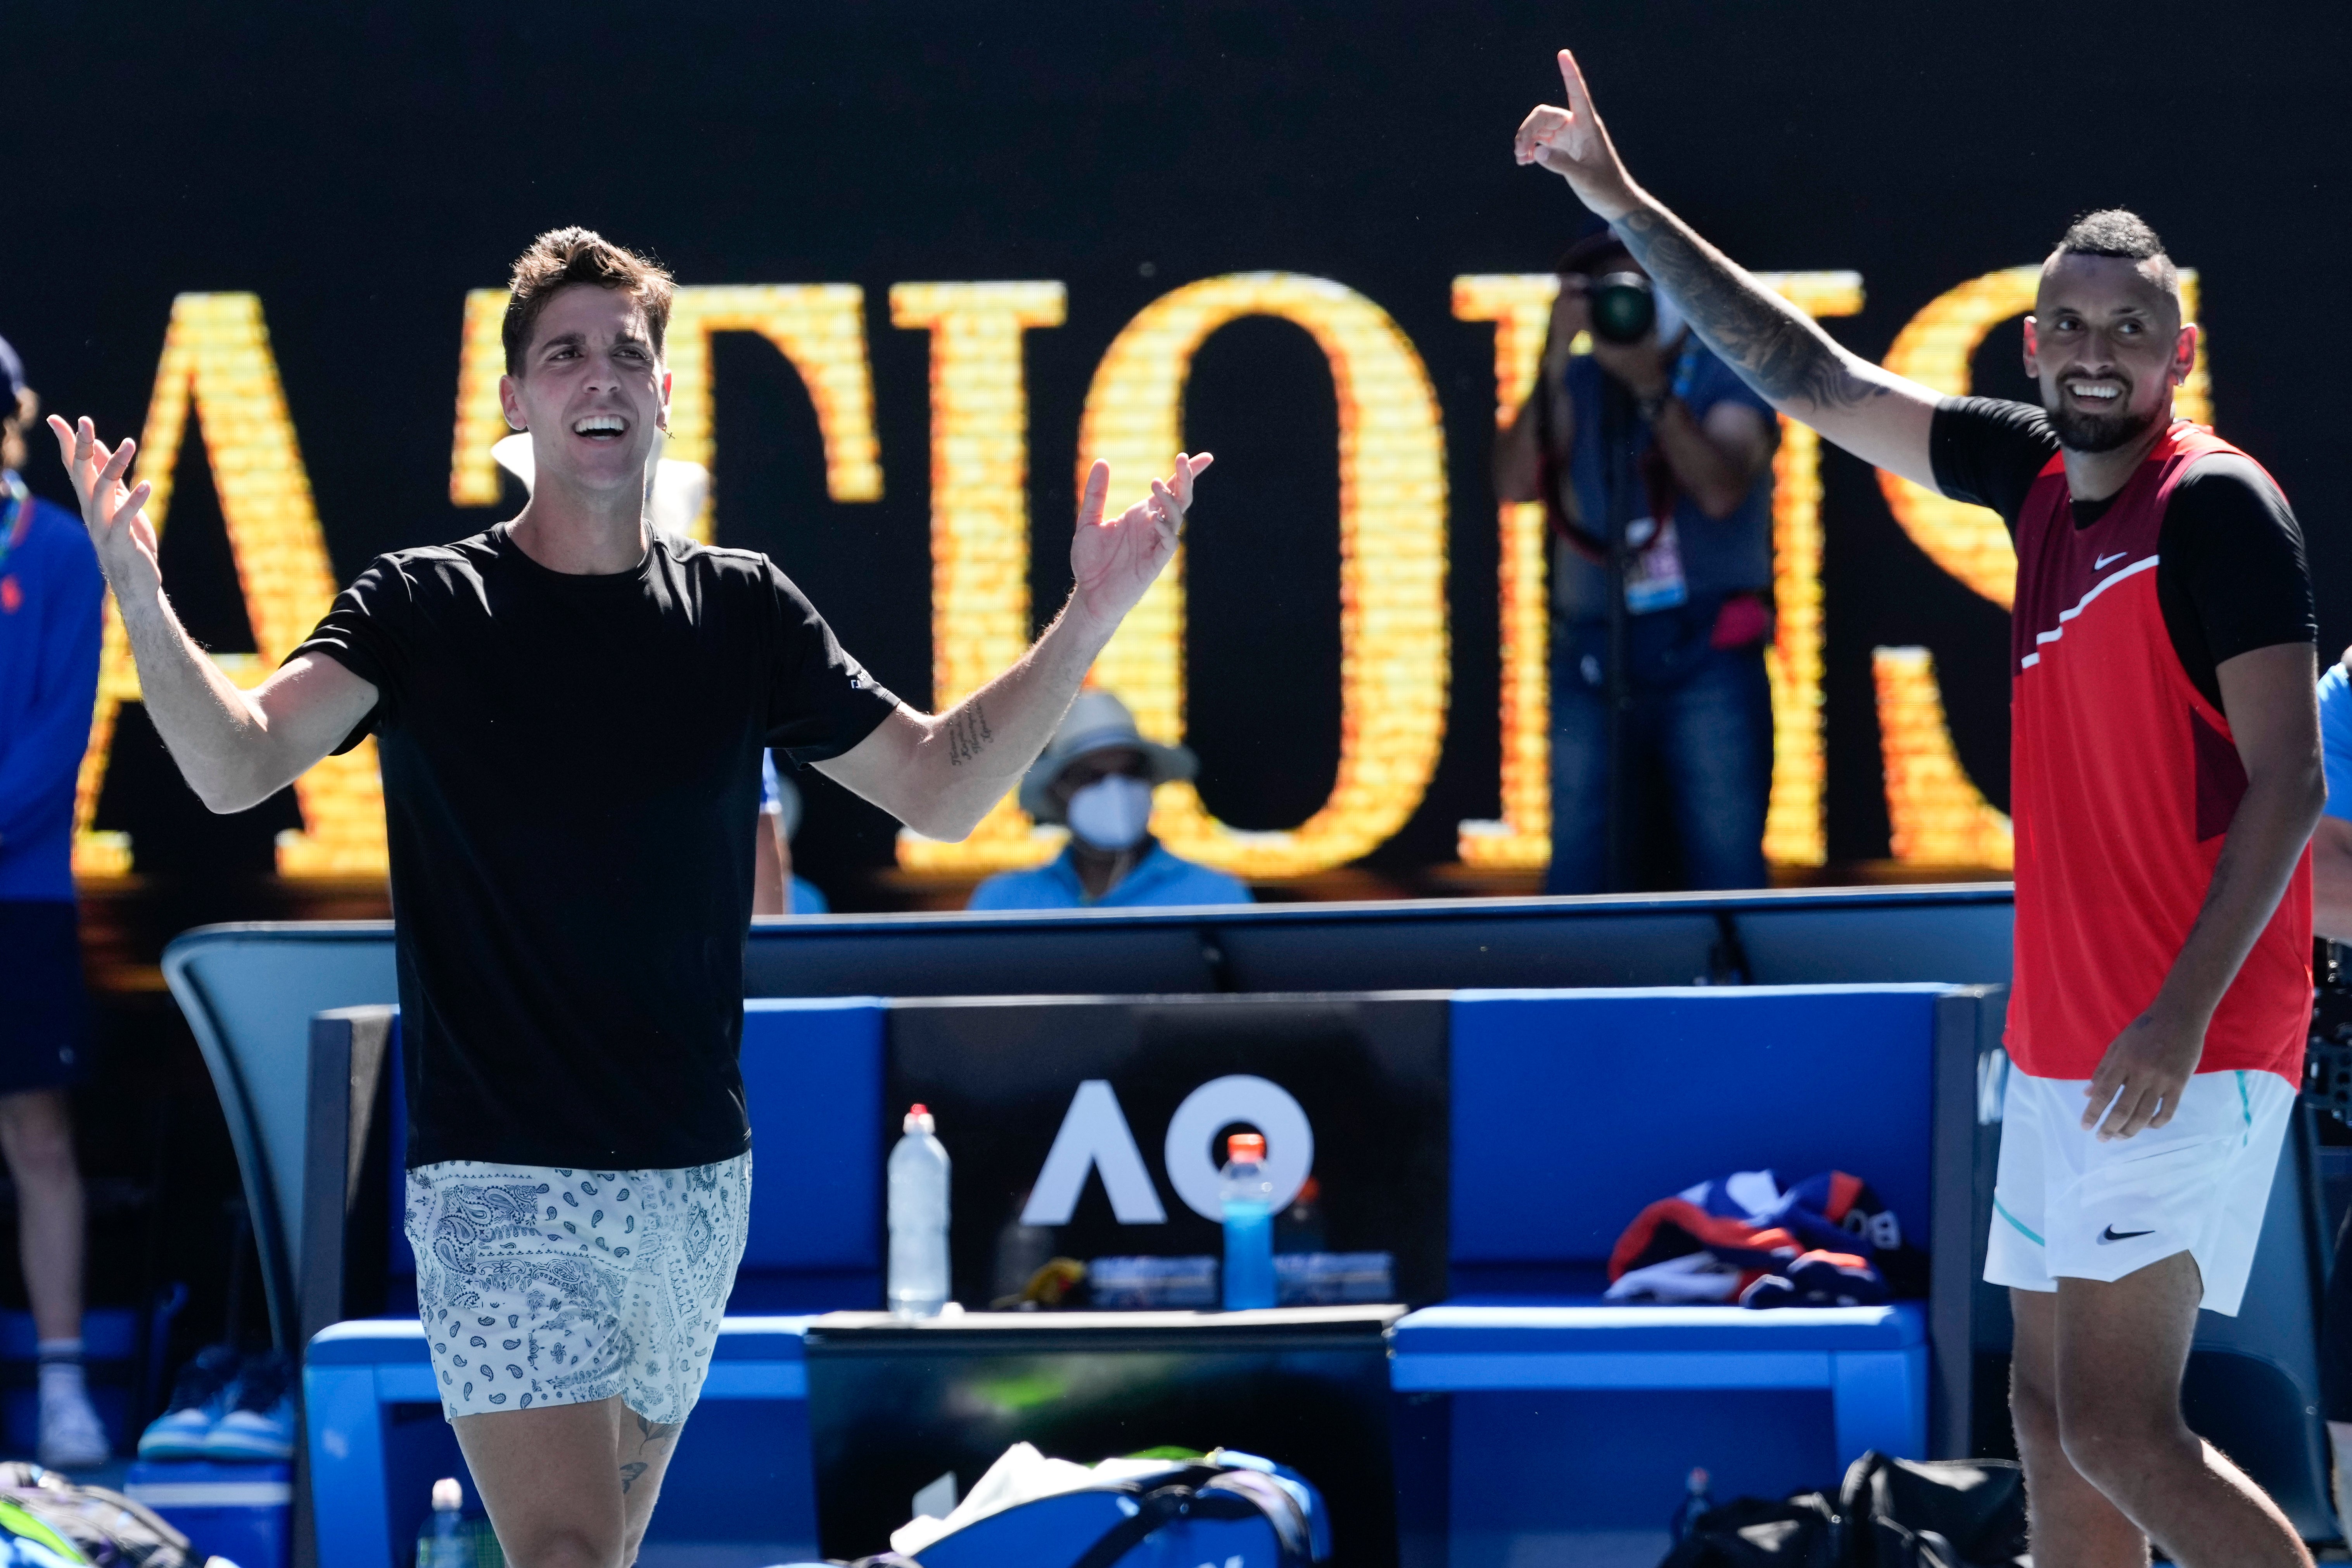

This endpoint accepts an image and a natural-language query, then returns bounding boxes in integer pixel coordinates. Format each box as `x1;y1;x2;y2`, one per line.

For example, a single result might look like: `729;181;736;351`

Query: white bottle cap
904;1103;936;1135
432;1478;463;1512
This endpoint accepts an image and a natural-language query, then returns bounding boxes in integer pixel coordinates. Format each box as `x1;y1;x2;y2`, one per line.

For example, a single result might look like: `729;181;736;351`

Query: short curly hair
2049;208;2179;300
502;227;675;375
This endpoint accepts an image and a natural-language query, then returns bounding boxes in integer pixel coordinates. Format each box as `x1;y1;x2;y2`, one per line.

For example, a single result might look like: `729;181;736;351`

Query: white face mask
1066;774;1155;851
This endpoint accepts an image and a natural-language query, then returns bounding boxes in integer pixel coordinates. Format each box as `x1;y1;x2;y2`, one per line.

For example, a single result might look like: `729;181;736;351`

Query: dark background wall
6;0;2348;1346
16;0;2351;891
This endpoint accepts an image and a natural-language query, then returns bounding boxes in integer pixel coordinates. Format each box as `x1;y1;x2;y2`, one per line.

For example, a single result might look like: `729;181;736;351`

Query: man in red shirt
1516;49;2321;1568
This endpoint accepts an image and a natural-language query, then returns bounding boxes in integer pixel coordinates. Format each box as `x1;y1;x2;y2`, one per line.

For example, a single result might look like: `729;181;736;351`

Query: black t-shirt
295;523;899;1170
1928;397;2314;708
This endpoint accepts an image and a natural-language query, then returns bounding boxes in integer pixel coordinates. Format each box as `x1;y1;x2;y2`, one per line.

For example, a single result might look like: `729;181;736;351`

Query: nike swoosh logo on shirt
2096;1225;2154;1244
2094;551;2129;570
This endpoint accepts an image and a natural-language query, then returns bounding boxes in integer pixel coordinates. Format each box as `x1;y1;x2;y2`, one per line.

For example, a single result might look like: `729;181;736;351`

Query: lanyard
1666;333;1702;404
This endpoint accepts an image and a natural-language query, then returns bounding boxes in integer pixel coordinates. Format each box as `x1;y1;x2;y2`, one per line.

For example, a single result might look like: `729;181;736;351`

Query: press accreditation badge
1623;516;1690;615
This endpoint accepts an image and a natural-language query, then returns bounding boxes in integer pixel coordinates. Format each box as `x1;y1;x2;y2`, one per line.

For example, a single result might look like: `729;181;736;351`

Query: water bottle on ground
889;1104;952;1319
1668;1466;1714;1541
424;1478;464;1568
1220;1132;1277;1310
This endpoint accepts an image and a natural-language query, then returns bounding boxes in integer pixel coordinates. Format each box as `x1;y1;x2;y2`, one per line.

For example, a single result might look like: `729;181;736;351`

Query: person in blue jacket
968;690;1250;910
0;336;111;1470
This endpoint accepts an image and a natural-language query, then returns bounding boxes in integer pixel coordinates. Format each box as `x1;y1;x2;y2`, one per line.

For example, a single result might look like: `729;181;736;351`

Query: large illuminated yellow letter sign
1074;273;1448;878
449;285;884;536
1870;268;2210;866
891;283;1068;873
1450;271;1860;870
75;294;387;877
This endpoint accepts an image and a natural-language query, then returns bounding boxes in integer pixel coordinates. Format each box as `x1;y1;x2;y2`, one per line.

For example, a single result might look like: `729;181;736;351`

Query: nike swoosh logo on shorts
2095;551;2129;570
2097;1225;2154;1244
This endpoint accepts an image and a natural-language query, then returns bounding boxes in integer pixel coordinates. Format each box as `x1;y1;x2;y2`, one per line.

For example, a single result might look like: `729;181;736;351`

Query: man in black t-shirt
1517;48;2319;1568
49;229;1211;1568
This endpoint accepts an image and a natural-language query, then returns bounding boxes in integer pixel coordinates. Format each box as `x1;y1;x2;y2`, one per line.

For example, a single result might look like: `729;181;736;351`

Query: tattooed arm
1514;50;1944;490
816;454;1211;840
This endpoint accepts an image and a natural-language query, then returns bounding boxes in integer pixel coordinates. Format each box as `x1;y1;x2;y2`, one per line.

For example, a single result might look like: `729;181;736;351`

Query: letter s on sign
1162;1076;1314;1222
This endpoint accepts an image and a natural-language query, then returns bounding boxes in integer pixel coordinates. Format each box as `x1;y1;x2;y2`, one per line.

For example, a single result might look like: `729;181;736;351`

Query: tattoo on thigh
944;703;993;767
619;1461;648;1495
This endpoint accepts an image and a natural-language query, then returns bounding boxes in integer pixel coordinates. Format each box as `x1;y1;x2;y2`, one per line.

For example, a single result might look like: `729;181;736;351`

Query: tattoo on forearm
1614;207;1887;413
944;703;994;767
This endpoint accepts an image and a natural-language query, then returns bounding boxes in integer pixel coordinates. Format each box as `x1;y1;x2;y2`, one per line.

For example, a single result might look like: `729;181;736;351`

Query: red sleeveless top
2008;422;2311;1084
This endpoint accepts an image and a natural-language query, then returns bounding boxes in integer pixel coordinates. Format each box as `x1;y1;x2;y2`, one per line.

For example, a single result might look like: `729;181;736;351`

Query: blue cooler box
124;1461;291;1568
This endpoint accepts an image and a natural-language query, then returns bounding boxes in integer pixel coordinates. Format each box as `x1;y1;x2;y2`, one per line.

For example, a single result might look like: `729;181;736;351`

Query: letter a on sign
1021;1080;1168;1226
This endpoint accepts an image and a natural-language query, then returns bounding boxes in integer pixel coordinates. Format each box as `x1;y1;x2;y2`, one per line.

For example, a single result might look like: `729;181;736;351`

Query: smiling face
497;283;671;498
2024;252;2195;454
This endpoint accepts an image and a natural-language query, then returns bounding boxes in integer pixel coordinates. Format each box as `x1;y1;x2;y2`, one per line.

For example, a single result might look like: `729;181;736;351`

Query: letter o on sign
1161;1075;1314;1222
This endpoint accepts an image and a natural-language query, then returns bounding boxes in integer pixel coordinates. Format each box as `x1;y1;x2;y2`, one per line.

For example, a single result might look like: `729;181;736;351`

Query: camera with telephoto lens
1587;271;1657;345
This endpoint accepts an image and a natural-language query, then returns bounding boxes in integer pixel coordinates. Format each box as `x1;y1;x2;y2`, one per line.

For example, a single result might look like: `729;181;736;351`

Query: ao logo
1019;1075;1313;1226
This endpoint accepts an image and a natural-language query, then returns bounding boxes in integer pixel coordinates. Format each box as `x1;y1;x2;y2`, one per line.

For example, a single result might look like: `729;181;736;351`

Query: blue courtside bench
307;1318;819;1568
1382;986;1977;1561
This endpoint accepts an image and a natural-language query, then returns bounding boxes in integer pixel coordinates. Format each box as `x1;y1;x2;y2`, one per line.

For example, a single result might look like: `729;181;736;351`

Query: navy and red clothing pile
1605;1168;1920;1309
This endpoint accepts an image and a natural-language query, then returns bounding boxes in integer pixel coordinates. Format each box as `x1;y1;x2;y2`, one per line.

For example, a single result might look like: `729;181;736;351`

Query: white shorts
405;1153;751;1424
1985;1067;2291;1316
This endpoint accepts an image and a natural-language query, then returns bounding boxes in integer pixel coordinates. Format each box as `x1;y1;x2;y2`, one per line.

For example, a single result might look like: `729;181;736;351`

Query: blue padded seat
1425;987;1953;1490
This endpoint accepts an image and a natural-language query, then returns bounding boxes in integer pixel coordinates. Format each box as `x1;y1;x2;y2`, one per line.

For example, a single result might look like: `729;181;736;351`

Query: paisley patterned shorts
404;1154;751;1425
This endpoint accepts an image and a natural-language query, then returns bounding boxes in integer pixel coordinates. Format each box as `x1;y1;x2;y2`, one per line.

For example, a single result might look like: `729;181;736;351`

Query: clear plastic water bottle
1220;1132;1277;1310
888;1104;952;1319
424;1477;464;1568
1668;1466;1714;1541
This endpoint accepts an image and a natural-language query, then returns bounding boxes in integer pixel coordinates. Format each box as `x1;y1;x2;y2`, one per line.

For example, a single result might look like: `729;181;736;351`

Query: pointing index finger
1078;459;1110;528
1557;48;1597;118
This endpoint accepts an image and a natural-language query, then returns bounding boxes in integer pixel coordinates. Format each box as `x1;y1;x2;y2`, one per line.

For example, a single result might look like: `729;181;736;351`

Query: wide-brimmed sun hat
1018;689;1197;825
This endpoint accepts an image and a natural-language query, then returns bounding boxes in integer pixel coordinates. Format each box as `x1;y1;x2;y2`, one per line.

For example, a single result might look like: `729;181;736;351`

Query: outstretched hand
1514;49;1641;221
47;416;161;598
1069;452;1213;630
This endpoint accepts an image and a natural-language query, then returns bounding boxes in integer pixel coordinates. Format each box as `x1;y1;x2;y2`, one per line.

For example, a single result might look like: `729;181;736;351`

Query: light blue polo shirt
967;842;1252;911
2322;663;2352;821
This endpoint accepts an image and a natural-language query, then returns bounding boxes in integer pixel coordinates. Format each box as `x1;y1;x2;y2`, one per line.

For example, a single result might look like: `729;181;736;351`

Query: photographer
1494;234;1778;893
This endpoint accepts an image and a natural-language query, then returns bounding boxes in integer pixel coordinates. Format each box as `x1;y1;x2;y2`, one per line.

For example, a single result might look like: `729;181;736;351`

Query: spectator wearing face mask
967;691;1250;910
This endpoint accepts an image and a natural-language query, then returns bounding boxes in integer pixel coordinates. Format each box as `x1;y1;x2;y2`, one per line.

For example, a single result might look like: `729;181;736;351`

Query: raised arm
816;452;1210;840
1514;49;1944;490
47;417;377;814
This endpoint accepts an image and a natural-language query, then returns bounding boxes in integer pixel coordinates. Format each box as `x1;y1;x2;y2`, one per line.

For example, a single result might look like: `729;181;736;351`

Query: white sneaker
38;1385;110;1471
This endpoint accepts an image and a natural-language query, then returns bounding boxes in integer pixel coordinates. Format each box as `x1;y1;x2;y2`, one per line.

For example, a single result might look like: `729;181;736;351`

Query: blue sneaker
138;1345;240;1460
204;1350;295;1461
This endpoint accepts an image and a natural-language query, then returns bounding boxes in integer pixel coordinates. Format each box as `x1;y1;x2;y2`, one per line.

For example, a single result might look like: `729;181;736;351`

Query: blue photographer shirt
1552;335;1776;623
2322;660;2352;820
0;487;104;902
968;841;1251;910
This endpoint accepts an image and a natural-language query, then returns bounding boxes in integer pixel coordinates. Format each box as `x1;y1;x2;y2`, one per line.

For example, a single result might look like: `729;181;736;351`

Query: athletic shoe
138;1344;242;1461
37;1385;110;1471
204;1350;295;1461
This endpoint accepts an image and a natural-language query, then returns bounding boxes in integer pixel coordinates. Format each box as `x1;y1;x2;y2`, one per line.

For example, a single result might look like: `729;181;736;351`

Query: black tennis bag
1657;1452;2027;1568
